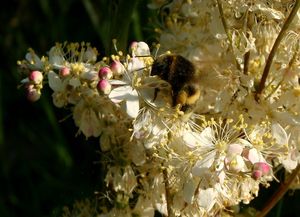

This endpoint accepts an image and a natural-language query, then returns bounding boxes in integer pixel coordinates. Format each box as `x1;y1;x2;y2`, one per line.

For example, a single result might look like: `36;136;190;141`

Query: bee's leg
152;88;160;102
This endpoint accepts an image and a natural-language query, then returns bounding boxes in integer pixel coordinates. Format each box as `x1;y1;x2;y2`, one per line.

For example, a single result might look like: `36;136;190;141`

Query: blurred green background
1;1;300;217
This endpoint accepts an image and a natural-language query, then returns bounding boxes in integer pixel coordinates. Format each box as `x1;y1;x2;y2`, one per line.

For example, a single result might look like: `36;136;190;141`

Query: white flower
25;49;43;69
109;58;145;118
131;41;151;57
132;196;155;217
73;100;103;138
183;176;197;204
109;80;139;118
48;71;64;92
48;45;65;68
105;166;137;195
197;188;217;212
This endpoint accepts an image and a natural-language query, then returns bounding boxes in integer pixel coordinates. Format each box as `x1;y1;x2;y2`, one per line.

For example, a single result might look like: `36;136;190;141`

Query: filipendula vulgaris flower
17;2;300;213
18;48;46;101
16;38;294;216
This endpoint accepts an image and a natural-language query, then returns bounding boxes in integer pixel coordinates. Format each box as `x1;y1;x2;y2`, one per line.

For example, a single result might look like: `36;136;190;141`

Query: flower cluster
17;0;300;216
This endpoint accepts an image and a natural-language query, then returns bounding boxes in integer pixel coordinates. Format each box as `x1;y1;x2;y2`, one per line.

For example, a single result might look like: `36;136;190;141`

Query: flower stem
243;10;251;75
244;51;250;75
256;165;300;217
163;167;173;217
255;0;300;98
216;0;241;71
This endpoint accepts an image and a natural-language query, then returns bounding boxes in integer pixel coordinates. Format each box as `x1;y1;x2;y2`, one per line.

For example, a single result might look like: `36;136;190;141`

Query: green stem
163;167;173;217
216;0;241;71
244;51;250;75
256;0;300;97
265;41;299;100
257;165;300;217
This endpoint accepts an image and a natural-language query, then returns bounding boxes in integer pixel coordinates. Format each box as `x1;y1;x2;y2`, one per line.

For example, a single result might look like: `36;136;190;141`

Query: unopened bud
252;170;263;180
253;162;270;175
252;162;271;180
97;79;111;95
29;70;43;84
27;87;41;102
99;66;113;79
130;41;138;52
59;67;70;77
110;60;124;76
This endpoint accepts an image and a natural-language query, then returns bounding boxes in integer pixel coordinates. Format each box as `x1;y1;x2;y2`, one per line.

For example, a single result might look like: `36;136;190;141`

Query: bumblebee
150;54;201;113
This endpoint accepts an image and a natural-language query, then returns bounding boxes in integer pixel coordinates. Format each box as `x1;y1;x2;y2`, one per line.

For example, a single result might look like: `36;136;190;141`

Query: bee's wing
137;76;173;109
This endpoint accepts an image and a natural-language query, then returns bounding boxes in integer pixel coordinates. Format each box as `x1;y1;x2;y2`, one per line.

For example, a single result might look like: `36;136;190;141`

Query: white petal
227;143;243;155
183;132;199;148
274;111;300;126
128;58;145;73
69;77;81;88
226;155;246;172
198;127;214;147
271;123;288;146
215;91;231;113
109;85;132;103
21;78;30;84
109;79;128;85
252;4;284;20
245;148;260;164
135;42;150;56
197;188;217;211
192;152;215;176
81;70;98;80
133;196;155;217
129;142;146;166
282;148;298;171
83;47;97;62
155;202;167;217
282;157;298;171
80;108;102;137
48;46;64;66
48;71;63;91
25;52;43;68
183;178;197;204
125;90;139;118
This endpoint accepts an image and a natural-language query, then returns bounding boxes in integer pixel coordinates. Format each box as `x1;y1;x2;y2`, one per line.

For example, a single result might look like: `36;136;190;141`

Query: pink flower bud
130;41;138;52
252;170;263;180
253;162;271;175
27;87;41;102
97;79;111;95
59;67;70;77
98;66;113;79
110;60;124;76
29;70;43;84
252;162;271;180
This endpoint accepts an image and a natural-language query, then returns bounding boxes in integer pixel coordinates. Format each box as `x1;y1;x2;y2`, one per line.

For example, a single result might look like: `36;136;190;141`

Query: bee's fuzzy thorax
150;54;201;113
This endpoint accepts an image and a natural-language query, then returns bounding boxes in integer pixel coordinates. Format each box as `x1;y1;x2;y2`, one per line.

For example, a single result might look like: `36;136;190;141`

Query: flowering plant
18;0;300;216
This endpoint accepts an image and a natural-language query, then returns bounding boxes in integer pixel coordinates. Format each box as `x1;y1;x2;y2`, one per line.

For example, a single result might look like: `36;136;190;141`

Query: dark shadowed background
0;1;299;217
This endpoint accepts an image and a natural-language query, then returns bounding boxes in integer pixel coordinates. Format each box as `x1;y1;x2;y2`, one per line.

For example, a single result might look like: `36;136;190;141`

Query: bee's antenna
133;55;152;58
